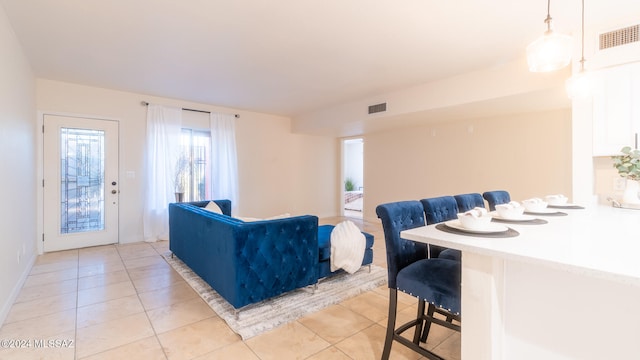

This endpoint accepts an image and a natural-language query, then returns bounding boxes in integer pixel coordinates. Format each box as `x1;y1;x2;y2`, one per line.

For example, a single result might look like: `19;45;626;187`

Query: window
178;129;211;202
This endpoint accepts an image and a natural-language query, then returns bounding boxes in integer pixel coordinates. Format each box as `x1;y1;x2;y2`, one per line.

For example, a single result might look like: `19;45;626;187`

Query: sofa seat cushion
317;224;374;262
318;225;333;261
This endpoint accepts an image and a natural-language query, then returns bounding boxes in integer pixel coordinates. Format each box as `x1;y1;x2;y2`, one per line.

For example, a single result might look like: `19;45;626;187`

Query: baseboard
119;234;148;244
0;253;36;327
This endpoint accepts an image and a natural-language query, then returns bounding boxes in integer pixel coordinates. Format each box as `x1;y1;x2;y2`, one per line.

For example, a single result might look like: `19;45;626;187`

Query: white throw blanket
330;220;366;274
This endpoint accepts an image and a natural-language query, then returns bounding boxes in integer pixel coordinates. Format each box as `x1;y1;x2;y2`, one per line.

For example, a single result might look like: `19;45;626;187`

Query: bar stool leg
381;288;398;360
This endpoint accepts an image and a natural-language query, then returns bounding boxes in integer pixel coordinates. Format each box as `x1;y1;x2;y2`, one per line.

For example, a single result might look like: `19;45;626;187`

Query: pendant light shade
527;0;572;72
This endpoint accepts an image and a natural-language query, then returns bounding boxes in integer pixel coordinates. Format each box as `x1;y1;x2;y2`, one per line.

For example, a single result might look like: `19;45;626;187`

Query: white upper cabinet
592;61;640;156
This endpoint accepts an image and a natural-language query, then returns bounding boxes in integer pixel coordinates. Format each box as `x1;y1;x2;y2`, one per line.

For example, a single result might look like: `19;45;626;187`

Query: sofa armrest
168;203;240;285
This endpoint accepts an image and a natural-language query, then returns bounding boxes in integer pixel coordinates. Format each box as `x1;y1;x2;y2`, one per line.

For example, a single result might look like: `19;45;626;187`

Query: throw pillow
236;216;262;222
235;213;291;222
264;213;291;220
204;201;223;214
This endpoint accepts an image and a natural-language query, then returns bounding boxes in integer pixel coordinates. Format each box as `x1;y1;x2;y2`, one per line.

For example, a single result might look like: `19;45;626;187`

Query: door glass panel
60;127;105;234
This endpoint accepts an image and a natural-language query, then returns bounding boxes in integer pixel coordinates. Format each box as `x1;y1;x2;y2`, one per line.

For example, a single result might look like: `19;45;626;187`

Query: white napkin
546;194;563;199
462;207;488;218
524;197;545;204
498;201;522;210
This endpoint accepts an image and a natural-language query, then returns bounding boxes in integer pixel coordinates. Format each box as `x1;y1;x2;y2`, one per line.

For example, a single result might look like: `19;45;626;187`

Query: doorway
42;114;119;252
343;138;363;218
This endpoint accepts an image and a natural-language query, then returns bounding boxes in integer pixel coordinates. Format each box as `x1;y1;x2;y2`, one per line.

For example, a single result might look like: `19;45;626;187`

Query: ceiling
1;0;634;118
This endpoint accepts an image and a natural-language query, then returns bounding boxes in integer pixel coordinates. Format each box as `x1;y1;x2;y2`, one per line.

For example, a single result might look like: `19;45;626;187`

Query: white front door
43;114;119;252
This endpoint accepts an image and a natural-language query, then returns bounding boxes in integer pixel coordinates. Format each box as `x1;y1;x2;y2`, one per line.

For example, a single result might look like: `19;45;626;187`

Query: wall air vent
368;102;387;114
599;24;639;50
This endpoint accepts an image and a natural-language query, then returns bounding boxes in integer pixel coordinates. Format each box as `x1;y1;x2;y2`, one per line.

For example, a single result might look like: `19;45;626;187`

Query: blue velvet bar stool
419;196;463;342
454;193;486;212
376;201;461;360
482;190;511;211
420;196;461;262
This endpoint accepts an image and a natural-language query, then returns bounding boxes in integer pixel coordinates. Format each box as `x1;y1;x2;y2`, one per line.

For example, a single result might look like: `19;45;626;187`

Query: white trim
0;254;36;327
36;111;122;254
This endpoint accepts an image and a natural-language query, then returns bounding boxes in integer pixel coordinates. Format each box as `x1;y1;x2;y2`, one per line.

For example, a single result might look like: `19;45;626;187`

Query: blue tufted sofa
168;200;374;309
169;200;318;309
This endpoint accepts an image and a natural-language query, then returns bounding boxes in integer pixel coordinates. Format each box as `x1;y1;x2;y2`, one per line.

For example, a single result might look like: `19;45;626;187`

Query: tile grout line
133;243;171;360
156;241;267;360
295;314;356;360
73;249;80;360
73;244;170;360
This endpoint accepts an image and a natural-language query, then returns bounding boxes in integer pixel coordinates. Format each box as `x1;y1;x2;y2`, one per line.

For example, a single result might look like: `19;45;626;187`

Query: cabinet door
592;63;636;156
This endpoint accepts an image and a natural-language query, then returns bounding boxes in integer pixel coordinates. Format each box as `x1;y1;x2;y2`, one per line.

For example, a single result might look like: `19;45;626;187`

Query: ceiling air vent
599;24;639;50
368;102;387;114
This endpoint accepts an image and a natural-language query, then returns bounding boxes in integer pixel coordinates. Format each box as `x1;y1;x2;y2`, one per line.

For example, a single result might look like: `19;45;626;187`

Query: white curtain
143;104;182;241
210;113;239;212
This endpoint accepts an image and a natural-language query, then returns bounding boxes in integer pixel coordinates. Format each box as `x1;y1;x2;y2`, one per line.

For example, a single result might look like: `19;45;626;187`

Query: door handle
111;190;117;194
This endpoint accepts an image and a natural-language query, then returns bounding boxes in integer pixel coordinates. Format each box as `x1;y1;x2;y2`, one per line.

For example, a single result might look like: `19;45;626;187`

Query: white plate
547;202;569;207
490;212;537;222
524;208;558;214
547;203;580;208
444;220;509;234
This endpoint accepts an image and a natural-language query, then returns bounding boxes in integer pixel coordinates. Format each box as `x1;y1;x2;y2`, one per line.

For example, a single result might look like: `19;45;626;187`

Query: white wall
0;6;37;325
233;107;338;218
363;109;573;221
36;79;338;244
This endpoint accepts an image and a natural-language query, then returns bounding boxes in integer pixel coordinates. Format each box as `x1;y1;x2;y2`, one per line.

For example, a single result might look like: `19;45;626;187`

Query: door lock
111;190;117;194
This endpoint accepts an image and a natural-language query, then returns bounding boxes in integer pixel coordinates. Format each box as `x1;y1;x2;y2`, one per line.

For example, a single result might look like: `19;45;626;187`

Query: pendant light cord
580;0;584;62
580;0;585;67
545;0;553;31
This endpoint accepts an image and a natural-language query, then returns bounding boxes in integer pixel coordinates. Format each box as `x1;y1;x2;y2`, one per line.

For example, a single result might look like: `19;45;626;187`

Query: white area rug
162;252;388;340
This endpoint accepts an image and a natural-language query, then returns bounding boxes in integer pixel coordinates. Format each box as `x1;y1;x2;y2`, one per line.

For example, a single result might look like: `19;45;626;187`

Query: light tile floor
0;216;460;360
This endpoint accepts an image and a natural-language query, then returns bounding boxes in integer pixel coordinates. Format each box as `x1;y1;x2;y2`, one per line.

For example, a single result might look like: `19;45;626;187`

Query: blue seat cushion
318;225;334;261
396;258;461;315
317;224;374;262
438;248;461;261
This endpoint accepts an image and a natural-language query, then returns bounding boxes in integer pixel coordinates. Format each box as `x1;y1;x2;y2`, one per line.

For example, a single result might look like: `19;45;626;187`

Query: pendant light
527;0;573;72
566;0;591;98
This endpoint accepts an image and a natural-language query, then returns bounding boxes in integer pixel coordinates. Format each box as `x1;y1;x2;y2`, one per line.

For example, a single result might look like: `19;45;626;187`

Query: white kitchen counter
401;204;640;360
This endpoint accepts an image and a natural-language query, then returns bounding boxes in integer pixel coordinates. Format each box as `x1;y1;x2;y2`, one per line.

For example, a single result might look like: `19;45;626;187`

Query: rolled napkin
522;198;548;212
461;207;488;218
496;201;522;210
495;201;525;218
523;198;545;205
457;207;492;230
545;194;568;205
